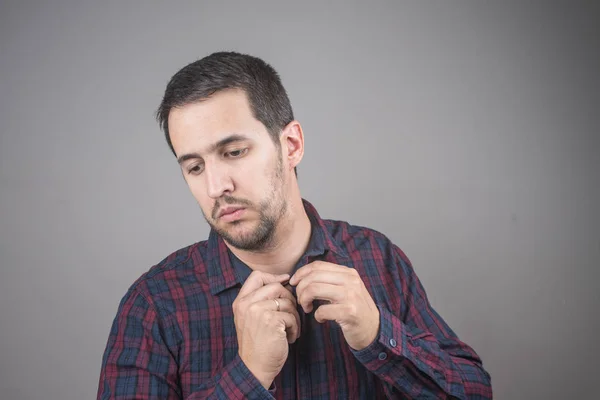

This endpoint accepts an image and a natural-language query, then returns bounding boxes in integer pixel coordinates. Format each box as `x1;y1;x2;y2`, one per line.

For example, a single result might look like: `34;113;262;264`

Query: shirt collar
206;198;348;295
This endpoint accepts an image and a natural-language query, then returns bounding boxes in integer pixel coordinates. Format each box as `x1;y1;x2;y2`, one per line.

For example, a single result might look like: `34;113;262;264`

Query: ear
280;120;304;171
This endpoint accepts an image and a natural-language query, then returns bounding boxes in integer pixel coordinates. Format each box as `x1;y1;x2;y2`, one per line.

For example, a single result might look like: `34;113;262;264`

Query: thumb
238;271;290;297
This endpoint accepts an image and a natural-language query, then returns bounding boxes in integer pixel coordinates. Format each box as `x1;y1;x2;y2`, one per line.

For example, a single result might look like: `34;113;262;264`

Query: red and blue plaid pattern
97;199;492;399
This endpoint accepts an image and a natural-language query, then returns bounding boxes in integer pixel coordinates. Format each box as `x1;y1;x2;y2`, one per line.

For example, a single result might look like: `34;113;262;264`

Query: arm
352;245;493;399
97;287;275;400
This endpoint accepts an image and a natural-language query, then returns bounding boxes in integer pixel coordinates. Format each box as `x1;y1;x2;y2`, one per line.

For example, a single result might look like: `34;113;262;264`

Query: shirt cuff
225;354;277;399
351;305;406;373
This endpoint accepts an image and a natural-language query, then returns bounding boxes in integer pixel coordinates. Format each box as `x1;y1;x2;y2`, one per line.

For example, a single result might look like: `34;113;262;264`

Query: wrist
353;311;381;350
240;355;275;389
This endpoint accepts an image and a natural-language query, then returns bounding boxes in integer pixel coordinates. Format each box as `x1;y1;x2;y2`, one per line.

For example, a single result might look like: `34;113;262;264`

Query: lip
218;207;246;222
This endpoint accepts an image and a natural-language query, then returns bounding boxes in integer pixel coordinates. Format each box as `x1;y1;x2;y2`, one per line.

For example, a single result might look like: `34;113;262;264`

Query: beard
202;154;287;251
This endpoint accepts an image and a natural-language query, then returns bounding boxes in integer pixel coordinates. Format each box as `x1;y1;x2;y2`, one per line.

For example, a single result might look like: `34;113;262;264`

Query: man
97;51;492;399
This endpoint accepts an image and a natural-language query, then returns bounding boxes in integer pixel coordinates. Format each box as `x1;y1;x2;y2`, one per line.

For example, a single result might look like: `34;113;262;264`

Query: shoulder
119;240;211;312
322;217;412;266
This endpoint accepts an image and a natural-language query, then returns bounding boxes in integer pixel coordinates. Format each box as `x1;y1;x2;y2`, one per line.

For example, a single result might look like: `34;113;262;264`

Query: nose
204;162;234;199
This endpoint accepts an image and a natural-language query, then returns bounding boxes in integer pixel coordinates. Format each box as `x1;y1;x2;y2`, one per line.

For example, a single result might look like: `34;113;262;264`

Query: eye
187;164;204;175
225;148;248;158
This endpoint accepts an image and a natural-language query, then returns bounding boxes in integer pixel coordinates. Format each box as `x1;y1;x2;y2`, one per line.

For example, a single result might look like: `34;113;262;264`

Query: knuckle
249;270;262;277
277;298;287;310
280;287;294;301
294;280;306;294
248;270;263;282
296;292;304;306
264;312;277;327
347;303;358;317
232;298;243;313
247;302;261;315
283;297;294;309
274;282;287;291
303;285;315;299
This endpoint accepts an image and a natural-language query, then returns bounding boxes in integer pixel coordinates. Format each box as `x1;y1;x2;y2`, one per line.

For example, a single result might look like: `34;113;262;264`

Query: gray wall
1;1;598;399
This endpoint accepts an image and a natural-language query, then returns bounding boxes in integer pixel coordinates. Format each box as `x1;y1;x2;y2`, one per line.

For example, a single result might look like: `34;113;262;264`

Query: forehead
168;89;267;155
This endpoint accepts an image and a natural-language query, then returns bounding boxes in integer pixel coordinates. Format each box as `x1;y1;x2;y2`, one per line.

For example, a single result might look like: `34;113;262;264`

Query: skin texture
168;88;380;388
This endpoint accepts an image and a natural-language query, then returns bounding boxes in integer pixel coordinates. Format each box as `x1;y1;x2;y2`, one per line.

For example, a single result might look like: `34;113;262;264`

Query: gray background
1;1;598;399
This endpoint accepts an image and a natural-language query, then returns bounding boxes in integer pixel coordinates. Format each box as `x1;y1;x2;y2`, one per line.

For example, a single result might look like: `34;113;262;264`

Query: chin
220;218;255;236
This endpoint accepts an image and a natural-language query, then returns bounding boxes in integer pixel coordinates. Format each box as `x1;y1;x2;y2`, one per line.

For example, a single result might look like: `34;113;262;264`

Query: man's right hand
232;271;301;389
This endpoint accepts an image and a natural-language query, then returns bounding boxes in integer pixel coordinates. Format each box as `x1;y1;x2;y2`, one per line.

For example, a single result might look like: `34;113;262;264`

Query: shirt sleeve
97;287;275;400
351;246;493;399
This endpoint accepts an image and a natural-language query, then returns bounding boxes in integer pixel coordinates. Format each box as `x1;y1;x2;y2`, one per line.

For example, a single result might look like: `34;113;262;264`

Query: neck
226;196;312;275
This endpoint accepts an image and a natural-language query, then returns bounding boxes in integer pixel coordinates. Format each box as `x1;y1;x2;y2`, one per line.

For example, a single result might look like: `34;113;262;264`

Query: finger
294;270;353;297
260;297;296;314
313;303;347;324
297;282;346;313
238;271;290;297
260;307;300;344
245;282;297;305
283;283;294;294
290;261;354;286
277;310;300;344
259;298;302;340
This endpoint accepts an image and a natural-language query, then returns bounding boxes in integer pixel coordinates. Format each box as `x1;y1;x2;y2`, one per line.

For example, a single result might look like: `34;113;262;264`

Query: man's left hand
289;261;380;351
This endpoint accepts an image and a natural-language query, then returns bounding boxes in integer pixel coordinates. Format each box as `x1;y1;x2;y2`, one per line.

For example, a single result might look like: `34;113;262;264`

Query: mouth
217;206;246;222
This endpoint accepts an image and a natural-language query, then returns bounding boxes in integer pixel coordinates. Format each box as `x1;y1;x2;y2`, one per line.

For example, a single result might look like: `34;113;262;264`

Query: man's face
168;89;288;250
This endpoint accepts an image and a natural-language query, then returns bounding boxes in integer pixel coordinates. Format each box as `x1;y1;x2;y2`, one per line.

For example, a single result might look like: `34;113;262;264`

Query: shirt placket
295;307;311;399
293;254;316;399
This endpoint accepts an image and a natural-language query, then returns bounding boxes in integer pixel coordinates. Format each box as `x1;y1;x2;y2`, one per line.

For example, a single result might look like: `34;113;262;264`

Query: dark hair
156;51;295;163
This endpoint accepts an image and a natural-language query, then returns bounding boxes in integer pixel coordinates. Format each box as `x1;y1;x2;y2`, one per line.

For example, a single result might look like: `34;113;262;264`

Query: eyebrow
177;134;250;165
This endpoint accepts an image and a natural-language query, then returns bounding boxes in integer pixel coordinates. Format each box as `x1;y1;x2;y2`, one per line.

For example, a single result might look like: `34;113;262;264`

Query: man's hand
233;271;301;389
290;261;380;351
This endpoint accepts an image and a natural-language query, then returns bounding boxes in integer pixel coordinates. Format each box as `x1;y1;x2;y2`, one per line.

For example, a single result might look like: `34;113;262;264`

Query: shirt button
378;352;388;360
389;338;397;348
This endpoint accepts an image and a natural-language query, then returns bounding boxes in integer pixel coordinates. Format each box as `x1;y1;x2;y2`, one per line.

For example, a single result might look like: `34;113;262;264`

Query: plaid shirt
97;199;492;399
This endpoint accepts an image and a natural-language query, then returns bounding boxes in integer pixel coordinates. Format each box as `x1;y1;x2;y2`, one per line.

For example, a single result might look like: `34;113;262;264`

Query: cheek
233;166;259;190
188;181;211;207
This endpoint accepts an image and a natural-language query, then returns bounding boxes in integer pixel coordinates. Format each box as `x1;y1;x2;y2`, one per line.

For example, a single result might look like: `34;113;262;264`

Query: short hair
156;51;295;159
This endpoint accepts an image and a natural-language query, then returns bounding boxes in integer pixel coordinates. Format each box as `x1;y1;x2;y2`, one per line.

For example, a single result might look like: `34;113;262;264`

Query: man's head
156;52;304;251
156;51;295;167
